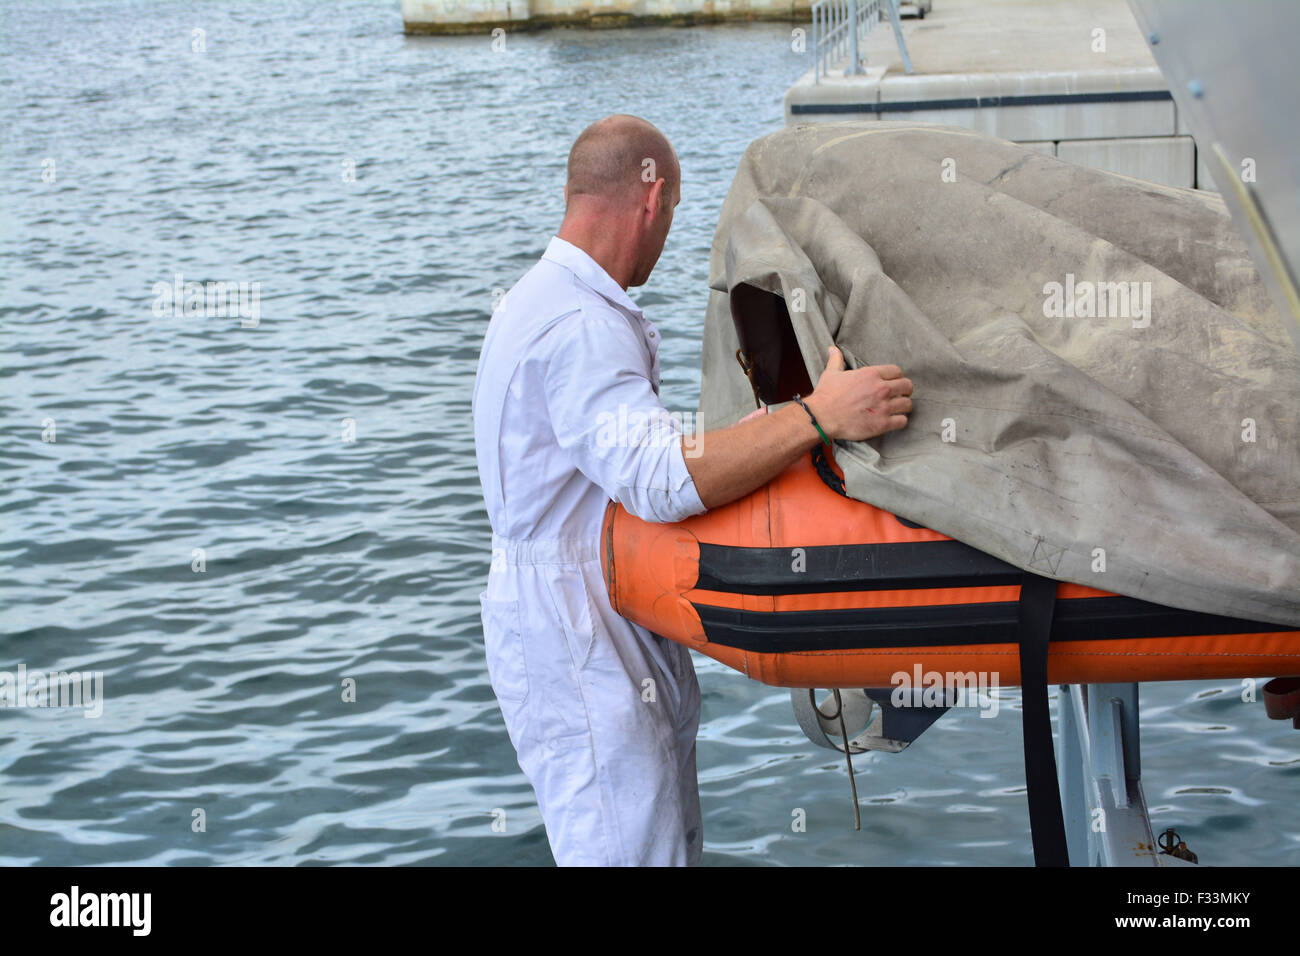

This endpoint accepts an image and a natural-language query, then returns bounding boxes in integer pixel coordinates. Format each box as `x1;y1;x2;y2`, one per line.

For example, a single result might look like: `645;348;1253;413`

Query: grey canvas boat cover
697;122;1300;628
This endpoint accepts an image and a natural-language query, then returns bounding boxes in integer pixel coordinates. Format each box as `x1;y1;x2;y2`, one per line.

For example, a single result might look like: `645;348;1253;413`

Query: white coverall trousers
481;535;703;866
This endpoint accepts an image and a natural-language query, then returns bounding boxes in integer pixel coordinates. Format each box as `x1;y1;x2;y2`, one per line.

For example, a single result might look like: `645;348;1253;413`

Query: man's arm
684;345;913;509
544;312;709;524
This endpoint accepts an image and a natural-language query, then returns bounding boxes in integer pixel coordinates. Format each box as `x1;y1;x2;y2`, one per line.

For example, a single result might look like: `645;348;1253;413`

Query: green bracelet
792;394;832;447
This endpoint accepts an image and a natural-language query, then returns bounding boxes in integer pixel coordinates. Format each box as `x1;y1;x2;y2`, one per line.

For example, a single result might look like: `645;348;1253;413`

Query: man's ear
646;177;665;216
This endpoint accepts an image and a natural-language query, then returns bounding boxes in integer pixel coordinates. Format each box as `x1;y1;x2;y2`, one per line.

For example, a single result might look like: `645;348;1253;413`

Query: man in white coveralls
472;114;914;866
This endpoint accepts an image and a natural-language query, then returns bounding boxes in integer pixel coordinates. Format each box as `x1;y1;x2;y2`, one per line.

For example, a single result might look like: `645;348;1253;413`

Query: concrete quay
786;0;1215;190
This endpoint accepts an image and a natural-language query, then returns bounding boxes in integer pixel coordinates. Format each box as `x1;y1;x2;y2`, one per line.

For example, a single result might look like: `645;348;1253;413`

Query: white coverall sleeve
544;312;708;524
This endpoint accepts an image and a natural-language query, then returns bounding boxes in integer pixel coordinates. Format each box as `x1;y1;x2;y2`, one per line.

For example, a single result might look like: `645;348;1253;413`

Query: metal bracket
791;686;948;753
1056;683;1196;866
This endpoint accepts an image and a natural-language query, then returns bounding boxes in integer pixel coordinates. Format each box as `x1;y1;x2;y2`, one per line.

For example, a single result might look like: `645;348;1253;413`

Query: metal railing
811;0;913;84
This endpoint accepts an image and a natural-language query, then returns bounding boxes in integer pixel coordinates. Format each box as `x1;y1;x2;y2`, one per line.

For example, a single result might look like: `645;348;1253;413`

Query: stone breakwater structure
402;0;810;35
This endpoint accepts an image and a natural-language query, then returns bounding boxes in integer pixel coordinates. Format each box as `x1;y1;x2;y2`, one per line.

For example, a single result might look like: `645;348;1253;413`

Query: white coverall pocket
542;569;597;672
480;592;529;704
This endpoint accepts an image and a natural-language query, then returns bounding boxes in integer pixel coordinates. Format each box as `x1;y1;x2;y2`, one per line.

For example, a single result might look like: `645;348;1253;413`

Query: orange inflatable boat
600;450;1300;689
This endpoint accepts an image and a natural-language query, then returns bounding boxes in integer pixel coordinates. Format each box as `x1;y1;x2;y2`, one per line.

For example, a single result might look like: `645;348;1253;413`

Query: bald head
565;114;678;210
556;115;680;290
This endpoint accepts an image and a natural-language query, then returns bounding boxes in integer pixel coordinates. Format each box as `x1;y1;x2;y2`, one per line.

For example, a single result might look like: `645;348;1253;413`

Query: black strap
808;441;1070;862
1017;572;1070;867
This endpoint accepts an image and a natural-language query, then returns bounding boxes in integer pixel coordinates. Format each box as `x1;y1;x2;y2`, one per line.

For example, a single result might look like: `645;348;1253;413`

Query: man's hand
683;345;913;510
804;346;912;441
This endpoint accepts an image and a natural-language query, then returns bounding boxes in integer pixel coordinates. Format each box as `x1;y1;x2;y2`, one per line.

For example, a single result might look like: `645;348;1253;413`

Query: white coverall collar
542;235;645;320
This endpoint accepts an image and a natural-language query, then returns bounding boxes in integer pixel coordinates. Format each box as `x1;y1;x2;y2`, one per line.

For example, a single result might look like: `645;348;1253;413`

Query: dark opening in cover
730;283;813;405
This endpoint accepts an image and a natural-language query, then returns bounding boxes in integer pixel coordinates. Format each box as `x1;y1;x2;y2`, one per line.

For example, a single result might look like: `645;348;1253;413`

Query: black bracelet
792;394;832;447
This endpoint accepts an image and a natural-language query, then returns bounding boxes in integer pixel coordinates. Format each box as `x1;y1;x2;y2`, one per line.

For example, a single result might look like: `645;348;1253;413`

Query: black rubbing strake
694;540;1023;595
692;598;1294;653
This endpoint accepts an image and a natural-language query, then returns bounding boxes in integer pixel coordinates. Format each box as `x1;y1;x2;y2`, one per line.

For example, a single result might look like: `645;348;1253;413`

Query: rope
808;689;863;830
811;445;849;498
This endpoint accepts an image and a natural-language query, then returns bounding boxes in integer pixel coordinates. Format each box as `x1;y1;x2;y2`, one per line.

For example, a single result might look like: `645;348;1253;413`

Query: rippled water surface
2;0;1296;866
